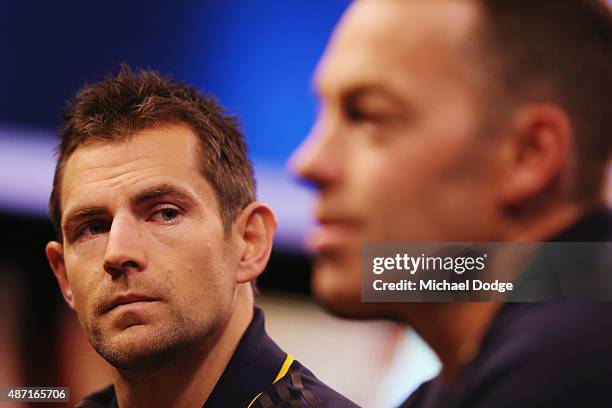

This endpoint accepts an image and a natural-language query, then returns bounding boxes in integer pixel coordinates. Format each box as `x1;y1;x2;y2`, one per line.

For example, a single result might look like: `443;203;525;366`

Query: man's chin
90;323;199;371
312;257;387;320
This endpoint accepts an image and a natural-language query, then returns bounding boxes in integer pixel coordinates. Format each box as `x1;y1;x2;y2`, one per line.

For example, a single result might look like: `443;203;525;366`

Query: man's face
292;0;505;317
49;123;239;369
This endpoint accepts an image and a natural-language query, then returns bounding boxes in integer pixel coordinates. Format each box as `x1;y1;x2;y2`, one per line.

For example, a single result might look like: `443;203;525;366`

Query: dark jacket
400;209;612;407
76;308;359;408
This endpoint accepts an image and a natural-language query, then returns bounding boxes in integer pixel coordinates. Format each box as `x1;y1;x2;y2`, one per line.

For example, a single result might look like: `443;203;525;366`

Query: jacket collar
204;307;287;407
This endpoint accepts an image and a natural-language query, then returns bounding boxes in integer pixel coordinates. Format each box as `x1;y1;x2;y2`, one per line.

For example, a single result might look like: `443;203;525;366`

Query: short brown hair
474;0;612;198
49;65;256;240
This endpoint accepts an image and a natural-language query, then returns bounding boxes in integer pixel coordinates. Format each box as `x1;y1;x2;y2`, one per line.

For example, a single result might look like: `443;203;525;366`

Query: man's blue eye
161;208;178;221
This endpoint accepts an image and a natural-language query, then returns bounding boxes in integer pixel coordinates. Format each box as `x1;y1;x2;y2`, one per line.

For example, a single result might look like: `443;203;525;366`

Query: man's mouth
103;293;158;314
306;219;360;253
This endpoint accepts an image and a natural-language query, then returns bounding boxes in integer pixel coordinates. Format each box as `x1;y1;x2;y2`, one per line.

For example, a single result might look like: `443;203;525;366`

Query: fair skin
291;0;603;380
46;122;276;408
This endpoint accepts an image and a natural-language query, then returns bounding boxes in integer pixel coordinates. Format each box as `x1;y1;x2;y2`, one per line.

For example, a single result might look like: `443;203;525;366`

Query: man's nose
103;215;147;277
289;116;342;190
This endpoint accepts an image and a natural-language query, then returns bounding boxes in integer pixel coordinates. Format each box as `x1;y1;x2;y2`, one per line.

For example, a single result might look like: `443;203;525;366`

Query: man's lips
102;293;158;314
306;220;360;252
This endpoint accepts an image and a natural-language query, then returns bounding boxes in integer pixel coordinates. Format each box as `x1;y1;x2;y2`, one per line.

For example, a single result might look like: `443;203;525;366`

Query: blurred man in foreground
292;0;612;406
45;67;357;408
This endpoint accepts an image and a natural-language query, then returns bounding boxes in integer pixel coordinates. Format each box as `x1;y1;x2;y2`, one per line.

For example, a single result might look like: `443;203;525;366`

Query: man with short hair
292;0;612;406
45;67;357;408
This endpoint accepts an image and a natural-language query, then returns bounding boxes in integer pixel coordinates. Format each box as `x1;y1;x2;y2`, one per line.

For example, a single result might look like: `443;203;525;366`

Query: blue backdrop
0;0;348;160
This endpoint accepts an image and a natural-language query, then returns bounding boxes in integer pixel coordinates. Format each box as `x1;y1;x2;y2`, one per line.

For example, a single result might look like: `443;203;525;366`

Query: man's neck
502;201;585;242
112;284;254;408
404;202;591;382
405;302;502;381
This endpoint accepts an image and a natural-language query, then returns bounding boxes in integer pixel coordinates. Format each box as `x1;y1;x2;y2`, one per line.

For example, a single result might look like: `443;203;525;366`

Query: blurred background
0;1;441;407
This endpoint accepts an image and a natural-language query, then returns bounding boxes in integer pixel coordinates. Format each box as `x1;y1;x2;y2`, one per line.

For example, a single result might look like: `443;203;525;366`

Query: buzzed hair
474;0;612;199
49;65;256;240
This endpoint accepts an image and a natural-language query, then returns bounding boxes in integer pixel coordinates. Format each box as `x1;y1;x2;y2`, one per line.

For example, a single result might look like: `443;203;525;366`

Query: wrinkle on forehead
60;123;204;215
67;123;199;170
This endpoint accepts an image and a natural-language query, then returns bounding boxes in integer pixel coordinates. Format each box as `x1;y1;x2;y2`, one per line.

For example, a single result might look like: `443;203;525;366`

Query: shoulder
458;303;612;407
399;303;612;408
396;379;441;408
252;360;361;408
74;385;116;408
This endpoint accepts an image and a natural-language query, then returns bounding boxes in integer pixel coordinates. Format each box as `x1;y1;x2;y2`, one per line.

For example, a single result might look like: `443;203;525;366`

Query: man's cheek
72;297;91;332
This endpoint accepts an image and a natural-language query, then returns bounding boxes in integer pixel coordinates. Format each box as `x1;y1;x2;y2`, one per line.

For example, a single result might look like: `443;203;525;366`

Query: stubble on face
82;261;235;372
90;305;214;372
59;124;238;372
77;271;219;371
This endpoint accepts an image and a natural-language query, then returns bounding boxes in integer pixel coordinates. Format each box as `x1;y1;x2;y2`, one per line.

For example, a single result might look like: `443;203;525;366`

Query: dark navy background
0;0;348;161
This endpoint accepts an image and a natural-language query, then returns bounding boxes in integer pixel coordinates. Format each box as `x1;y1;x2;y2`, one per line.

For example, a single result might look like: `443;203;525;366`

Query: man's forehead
60;123;202;210
78;122;196;157
315;0;481;96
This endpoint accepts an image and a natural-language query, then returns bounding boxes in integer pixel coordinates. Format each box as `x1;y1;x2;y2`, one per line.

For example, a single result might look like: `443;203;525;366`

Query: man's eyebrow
316;76;411;108
62;184;197;231
131;183;197;207
62;206;108;231
344;85;408;106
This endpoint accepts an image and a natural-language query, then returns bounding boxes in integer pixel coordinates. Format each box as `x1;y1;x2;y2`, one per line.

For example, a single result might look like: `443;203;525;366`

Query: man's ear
497;104;573;206
233;202;277;284
45;241;75;309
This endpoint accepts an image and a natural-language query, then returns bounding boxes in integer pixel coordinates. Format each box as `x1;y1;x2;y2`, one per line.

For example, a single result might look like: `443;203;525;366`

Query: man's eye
346;105;370;122
160;208;178;221
345;105;386;125
79;221;109;238
150;207;182;224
